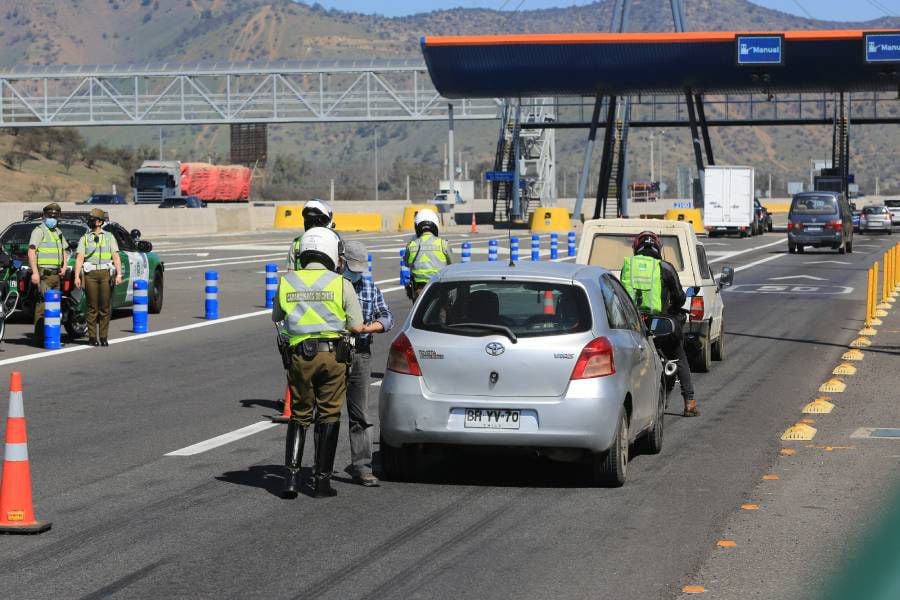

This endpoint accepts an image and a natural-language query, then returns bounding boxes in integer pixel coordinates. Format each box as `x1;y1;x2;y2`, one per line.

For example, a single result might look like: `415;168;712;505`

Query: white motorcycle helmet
302;199;334;230
298;227;342;272
414;208;440;237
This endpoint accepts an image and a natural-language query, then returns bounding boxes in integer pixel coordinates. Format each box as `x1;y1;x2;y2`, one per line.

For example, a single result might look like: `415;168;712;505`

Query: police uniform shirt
76;231;119;266
271;261;364;330
29;224;68;268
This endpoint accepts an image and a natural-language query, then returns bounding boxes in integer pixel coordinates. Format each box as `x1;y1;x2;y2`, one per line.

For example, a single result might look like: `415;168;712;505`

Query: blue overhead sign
736;35;783;66
485;171;515;182
865;33;900;63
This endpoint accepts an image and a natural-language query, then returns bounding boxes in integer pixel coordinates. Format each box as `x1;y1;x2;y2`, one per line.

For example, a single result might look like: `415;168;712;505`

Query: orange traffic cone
0;372;51;534
470;212;478;234
270;383;292;423
542;290;555;315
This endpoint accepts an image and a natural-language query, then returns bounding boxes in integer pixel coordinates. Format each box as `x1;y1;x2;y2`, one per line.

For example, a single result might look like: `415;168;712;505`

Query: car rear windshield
413;280;591;338
791;195;837;214
585;233;684;271
863;207;887;215
884;200;900;208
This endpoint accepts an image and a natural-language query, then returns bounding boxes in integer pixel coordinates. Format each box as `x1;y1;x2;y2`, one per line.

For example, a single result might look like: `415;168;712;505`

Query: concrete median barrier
762;201;791;214
664;208;705;234
332;213;382;232
399;204;439;231
273;205;305;229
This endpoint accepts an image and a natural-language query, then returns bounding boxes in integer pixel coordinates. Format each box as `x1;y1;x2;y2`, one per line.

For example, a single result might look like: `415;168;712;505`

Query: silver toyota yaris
378;261;670;487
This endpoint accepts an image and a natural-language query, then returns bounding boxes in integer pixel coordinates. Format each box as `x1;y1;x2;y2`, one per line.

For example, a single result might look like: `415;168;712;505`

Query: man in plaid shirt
342;241;393;486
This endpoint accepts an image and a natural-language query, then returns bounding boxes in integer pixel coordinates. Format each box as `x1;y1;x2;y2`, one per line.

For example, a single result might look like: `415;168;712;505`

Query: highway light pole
374;127;379;201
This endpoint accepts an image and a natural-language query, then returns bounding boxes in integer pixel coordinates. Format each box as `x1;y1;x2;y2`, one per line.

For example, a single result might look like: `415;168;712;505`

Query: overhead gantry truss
0;59;501;127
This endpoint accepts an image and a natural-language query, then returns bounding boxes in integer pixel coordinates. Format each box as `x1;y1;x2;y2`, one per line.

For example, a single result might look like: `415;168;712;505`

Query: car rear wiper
445;322;518;343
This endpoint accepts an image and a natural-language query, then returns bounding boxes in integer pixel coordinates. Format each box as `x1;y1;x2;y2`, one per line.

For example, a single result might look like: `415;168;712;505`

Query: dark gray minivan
787;192;853;254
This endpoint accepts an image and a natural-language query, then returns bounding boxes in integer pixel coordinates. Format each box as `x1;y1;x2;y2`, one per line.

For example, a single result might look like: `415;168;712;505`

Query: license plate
464;408;521;429
806;226;822;231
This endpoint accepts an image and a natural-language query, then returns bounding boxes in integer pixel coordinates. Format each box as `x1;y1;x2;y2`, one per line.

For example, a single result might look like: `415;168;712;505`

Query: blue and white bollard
400;249;410;285
265;263;278;309
133;279;149;333
461;241;471;263
367;253;373;278
488;239;499;262
43;289;61;350
568;231;577;257
550;233;559;260
531;234;541;261
205;271;219;320
510;237;519;262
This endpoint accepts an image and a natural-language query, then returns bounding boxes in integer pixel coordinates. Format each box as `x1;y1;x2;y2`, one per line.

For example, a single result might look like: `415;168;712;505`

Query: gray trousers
346;351;373;475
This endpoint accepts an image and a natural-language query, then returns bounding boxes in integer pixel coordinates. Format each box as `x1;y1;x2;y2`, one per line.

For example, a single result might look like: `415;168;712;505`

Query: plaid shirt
353;274;393;344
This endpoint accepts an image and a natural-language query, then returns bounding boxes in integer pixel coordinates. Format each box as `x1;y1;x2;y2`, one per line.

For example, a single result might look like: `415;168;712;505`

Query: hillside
1;0;899;199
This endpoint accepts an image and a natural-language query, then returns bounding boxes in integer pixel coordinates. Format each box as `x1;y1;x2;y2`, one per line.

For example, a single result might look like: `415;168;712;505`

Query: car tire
380;435;416;482
788;241;796;254
797;245;805;254
592;407;628;487
712;322;725;362
148;268;164;314
768;220;774;232
691;336;712;373
637;385;665;456
847;240;853;253
838;240;847;254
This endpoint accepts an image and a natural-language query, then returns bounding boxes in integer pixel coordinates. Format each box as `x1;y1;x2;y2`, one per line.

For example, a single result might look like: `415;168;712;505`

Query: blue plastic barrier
400;249;410;285
550;233;559;260
461;242;471;263
488;239;499;262
205;271;219;320
568;231;577;257
531;234;540;261
43;289;61;350
265;263;278;309
510;237;519;262
133;279;149;333
367;252;373;278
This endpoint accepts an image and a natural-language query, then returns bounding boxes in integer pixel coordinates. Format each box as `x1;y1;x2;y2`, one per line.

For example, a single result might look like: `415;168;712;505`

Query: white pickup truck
576;219;734;372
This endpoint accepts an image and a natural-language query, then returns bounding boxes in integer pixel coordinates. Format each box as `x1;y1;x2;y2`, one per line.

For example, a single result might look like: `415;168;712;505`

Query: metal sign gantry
0;59;501;127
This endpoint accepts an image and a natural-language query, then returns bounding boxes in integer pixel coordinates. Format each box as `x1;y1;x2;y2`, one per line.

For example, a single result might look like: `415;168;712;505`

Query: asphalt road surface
0;225;893;599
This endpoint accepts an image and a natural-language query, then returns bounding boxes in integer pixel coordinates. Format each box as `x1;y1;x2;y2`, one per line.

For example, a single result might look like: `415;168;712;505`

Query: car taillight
571;337;615;379
689;296;704;322
62;278;72;293
387;333;421;376
827;220;842;231
787;221;802;231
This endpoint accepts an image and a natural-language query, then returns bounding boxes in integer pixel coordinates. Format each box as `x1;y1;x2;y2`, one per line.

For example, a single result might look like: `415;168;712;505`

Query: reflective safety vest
407;233;448;284
35;225;64;268
621;255;663;315
80;232;114;266
278;269;347;347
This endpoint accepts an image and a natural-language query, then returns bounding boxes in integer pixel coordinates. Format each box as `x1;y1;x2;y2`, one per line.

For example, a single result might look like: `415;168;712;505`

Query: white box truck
703;166;756;237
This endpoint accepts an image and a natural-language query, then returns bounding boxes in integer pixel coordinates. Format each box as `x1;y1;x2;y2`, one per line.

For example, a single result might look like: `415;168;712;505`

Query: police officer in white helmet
404;208;452;299
286;199;339;269
273;227;378;498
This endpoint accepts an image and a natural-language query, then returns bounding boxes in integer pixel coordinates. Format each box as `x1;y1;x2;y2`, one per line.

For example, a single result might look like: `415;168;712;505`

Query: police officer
404;208;452;298
621;231;698;417
287;199;336;269
27;203;68;345
341;241;393;486
74;208;123;347
273;227;377;499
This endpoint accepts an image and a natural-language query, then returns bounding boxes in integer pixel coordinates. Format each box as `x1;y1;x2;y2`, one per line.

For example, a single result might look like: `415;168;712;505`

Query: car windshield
413;280;591;339
791;195;837;214
0;222;87;255
135;173;169;188
585;233;684;271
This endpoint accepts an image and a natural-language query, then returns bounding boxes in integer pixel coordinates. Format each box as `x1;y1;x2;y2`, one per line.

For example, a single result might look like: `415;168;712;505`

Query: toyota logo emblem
485;342;505;357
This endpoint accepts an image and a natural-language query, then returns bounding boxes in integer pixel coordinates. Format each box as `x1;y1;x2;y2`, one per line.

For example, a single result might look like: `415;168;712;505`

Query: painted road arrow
768;275;827;281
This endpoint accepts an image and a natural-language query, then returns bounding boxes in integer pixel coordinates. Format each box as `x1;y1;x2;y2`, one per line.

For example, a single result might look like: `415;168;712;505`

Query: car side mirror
718;266;735;288
648;316;676;338
136;240;153;253
130;229;142;241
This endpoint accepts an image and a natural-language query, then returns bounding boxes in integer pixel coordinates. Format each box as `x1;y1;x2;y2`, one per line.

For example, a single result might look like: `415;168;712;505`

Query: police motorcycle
16;240;89;340
0;244;22;343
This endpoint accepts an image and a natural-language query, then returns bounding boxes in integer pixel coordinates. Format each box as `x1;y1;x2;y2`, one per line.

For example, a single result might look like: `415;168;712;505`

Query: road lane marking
768;275;826;281
165;421;279;456
709;238;786;263
732;253;785;272
164;253;284;266
805;260;851;265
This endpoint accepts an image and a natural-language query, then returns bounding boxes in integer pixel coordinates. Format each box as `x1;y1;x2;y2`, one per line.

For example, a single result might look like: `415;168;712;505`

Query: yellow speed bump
682;585;707;594
842;349;864;361
803;398;835;414
762;474;780;480
876;309;889;317
832;363;857;376
859;326;878;336
782;423;817;441
819;378;847;393
780;448;796;455
850;337;872;348
716;540;737;548
871;317;884;325
741;503;760;510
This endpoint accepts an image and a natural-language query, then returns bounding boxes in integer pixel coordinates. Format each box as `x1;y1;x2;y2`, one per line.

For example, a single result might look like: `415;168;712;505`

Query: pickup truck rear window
413;281;591;338
586;233;684;272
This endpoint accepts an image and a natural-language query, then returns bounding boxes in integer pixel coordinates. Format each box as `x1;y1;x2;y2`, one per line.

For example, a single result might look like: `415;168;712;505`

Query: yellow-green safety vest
35;224;64;268
81;232;114;266
407;233;448;283
621;255;664;315
278;269;347;347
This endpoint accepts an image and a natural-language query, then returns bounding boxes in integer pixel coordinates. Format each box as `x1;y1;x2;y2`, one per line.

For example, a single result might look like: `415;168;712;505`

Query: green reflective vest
278;269;347;347
407;233;448;283
80;232;114;266
621;255;663;315
35;225;64;268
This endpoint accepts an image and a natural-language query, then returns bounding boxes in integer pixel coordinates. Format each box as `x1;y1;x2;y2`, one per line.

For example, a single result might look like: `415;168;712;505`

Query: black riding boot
282;421;306;499
312;422;340;498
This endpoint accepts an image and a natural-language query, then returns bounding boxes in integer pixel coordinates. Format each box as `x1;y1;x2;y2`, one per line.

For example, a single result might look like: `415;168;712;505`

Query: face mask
343;268;363;284
44;218;57;229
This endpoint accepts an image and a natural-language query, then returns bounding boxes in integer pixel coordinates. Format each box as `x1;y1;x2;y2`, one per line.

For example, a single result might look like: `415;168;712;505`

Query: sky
307;0;898;21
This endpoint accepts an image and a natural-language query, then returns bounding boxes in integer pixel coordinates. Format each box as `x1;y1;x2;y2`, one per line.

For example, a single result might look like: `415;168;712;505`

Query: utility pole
374;127;379;201
650;131;655;182
406;174;410;201
158;127;163;160
330;178;334;203
448;103;455;209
